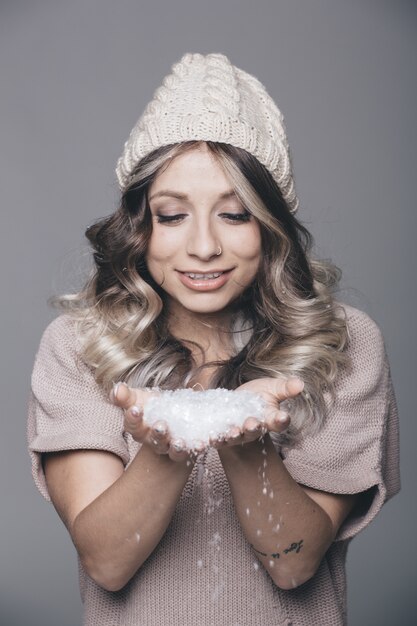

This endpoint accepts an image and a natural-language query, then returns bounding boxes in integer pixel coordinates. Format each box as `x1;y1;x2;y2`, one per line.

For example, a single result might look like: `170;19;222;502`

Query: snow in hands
143;388;267;449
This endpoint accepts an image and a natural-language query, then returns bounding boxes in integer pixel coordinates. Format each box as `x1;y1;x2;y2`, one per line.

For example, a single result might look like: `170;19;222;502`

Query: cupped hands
110;376;304;461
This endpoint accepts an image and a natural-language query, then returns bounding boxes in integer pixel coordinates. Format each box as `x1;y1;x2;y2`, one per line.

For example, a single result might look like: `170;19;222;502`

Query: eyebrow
148;189;238;202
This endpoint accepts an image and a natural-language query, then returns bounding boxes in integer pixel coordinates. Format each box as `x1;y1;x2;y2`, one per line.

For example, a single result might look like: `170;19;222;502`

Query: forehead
149;145;235;198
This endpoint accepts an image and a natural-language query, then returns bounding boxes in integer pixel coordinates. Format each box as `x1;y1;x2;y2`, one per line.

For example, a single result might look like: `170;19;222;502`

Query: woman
28;53;400;625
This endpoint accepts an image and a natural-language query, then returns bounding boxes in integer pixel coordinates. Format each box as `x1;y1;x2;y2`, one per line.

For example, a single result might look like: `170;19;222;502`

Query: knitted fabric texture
116;52;299;213
27;304;400;626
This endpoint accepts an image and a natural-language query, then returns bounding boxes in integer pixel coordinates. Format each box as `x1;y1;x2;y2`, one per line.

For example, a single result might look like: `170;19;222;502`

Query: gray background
1;0;415;624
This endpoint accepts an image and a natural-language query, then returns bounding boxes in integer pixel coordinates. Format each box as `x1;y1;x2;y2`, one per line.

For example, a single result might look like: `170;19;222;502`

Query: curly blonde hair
56;141;349;445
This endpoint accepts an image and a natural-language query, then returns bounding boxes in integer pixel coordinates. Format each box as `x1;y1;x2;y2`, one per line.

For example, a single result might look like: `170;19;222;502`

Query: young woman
28;53;400;625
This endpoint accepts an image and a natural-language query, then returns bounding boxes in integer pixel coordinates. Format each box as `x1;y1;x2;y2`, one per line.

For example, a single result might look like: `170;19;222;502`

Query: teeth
184;272;223;279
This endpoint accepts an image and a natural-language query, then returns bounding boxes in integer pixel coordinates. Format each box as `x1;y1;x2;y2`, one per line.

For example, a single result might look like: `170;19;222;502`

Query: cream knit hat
116;52;299;213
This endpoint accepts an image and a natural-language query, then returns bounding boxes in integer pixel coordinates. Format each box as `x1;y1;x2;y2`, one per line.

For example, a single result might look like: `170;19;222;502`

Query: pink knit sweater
27;304;400;625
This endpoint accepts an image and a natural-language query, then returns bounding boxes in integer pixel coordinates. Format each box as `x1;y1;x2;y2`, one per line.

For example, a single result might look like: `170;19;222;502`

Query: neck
166;304;235;365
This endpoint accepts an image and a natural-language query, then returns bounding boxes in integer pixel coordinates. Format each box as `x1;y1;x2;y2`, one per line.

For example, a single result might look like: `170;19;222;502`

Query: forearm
218;435;334;589
72;445;193;591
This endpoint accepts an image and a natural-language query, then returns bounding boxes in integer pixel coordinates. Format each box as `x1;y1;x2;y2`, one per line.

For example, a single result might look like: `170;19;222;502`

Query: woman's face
146;144;262;319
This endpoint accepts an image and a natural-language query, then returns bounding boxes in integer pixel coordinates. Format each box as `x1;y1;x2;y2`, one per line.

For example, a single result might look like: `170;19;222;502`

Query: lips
183;271;223;280
177;269;233;291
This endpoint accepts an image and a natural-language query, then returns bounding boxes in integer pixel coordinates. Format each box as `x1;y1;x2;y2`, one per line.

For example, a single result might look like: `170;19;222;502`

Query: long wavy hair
56;140;349;445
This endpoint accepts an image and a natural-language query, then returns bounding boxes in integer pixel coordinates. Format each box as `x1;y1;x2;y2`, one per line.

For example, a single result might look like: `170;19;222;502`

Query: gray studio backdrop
1;1;415;624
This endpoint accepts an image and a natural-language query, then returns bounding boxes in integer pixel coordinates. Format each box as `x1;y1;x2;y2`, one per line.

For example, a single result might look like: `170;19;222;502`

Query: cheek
145;233;171;283
233;224;262;261
146;230;178;263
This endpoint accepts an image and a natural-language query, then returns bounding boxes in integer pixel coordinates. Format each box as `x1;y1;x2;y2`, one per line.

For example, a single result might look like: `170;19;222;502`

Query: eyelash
156;214;186;224
155;212;252;224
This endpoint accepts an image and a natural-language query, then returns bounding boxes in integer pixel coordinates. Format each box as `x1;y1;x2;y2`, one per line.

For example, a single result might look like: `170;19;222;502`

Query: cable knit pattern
27;304;400;625
116;52;299;212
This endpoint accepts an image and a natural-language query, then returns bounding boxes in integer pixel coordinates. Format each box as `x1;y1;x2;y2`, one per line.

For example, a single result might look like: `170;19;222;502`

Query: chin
176;296;236;315
183;303;231;315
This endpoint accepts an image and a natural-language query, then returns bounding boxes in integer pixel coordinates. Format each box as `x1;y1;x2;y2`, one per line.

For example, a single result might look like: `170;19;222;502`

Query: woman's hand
111;377;304;458
211;376;304;449
111;383;202;462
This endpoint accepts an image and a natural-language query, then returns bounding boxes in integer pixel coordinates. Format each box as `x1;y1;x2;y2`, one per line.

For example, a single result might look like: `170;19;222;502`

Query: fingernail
172;441;184;452
154;424;167;435
112;381;129;401
112;382;121;400
131;405;141;417
278;411;289;423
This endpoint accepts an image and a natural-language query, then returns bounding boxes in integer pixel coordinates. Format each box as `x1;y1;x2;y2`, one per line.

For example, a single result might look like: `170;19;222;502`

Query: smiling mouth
182;272;225;280
176;269;233;289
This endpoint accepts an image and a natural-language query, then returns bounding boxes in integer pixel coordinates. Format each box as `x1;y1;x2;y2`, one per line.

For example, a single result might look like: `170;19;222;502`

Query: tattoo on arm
251;539;304;560
283;540;304;555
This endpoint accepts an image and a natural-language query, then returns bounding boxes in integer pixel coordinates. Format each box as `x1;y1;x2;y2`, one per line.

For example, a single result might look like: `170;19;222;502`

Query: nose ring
216;246;222;256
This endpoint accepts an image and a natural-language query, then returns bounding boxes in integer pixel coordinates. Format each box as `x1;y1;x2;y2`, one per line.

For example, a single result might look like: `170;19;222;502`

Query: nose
186;218;221;261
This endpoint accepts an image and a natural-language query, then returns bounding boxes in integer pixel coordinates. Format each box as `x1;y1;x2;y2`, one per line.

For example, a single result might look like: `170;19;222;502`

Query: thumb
271;376;304;402
285;377;304;397
111;381;137;408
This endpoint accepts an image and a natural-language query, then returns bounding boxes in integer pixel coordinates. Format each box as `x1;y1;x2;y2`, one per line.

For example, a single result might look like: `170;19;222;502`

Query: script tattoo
251;539;304;559
283;540;304;554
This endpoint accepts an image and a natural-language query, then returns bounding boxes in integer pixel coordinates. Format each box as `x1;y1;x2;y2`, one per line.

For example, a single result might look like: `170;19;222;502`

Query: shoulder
35;314;83;362
32;314;91;388
336;301;383;337
335;302;386;366
38;314;78;347
327;303;391;412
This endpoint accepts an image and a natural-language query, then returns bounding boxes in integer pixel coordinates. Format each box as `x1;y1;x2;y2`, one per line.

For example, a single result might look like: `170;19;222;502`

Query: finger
150;420;170;446
271;376;304;403
168;439;189;462
224;426;244;447
285;377;305;397
111;381;138;409
148;439;170;455
190;440;208;459
143;419;170;454
242;417;264;442
265;410;290;433
124;405;147;440
151;420;169;441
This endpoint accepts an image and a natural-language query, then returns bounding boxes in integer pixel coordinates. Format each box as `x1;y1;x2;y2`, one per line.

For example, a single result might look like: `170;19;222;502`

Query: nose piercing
216;246;222;256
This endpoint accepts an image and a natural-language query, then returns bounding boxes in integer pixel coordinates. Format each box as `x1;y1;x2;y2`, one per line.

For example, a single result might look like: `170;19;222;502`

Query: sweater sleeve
27;315;130;501
281;305;400;541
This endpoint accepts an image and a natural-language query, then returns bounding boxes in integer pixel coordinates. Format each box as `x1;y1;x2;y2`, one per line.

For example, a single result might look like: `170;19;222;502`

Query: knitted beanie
116;52;299;213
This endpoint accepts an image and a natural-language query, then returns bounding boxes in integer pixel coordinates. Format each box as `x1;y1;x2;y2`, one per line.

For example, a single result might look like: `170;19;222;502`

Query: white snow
143;388;266;449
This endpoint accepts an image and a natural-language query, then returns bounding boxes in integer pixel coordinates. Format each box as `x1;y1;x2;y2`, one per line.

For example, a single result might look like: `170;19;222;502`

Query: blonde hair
56;141;349;445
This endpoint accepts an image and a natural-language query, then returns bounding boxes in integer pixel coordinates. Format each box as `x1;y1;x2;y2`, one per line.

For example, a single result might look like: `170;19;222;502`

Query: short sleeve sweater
27;303;400;626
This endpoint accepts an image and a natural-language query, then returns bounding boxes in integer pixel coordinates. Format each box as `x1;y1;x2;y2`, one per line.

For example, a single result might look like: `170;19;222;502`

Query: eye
220;212;252;223
155;214;187;224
